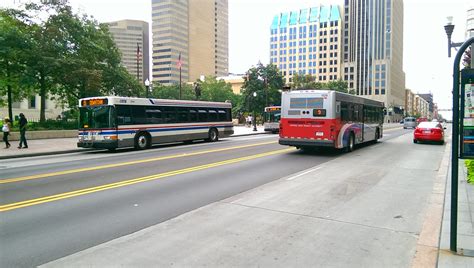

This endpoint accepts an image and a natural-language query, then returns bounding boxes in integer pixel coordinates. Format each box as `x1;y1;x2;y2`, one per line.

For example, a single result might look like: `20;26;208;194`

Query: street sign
461;68;474;158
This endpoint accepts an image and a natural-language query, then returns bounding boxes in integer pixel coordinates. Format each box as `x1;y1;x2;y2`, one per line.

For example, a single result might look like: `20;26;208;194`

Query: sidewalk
0;125;267;160
0;123;402;160
42;123;456;267
437;160;474;267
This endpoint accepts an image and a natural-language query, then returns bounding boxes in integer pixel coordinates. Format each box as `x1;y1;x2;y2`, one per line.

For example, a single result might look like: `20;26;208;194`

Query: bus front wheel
207;128;219;142
135;132;151;150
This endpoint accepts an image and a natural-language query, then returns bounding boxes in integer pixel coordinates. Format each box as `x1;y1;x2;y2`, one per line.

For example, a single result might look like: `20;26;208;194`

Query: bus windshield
79;106;115;129
265;111;281;123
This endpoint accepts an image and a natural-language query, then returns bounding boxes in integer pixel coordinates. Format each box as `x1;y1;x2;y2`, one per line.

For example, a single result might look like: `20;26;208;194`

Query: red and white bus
279;90;384;152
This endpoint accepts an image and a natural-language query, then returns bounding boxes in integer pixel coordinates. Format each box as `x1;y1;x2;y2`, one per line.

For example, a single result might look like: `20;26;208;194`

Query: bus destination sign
82;98;108;107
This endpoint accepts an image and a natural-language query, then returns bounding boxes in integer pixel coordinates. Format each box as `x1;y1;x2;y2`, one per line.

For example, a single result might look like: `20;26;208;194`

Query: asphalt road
0;128;410;267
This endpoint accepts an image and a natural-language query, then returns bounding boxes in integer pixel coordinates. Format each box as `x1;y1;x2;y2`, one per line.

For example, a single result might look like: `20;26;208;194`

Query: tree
0;9;34;124
241;63;284;115
327;79;350;93
198;76;235;102
291;74;320;90
151;83;195;100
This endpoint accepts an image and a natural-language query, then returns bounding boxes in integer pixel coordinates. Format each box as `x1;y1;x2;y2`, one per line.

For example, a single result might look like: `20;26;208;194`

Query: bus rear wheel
346;133;355;153
207;128;219;142
135;132;151;150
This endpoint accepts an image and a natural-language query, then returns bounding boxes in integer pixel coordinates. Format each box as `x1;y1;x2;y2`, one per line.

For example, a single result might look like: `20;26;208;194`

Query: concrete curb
411;137;451;267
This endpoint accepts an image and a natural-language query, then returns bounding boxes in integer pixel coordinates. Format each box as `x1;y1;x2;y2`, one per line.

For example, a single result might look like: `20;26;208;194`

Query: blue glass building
269;5;342;84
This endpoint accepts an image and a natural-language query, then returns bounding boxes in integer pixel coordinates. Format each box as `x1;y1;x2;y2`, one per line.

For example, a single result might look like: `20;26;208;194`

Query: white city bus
263;106;281;133
279;90;384;152
78;96;234;150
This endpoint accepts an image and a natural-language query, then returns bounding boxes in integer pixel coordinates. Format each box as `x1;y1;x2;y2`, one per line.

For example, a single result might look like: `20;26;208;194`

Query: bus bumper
77;140;118;149
279;138;334;147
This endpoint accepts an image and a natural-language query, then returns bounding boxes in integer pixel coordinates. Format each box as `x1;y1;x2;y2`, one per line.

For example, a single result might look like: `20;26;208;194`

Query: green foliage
241;63;284;115
151;83;195;100
0;0;143;120
199;76;235;102
291;74;350;94
465;160;474;184
291;74;323;90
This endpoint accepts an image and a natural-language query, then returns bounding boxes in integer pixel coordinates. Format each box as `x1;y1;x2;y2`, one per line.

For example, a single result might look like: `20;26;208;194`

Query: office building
342;0;405;122
467;5;474;39
269;6;342;84
107;20;150;84
152;0;228;85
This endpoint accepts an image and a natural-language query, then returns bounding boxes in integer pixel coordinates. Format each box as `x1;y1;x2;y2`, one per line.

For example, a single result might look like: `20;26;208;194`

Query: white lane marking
286;167;322;181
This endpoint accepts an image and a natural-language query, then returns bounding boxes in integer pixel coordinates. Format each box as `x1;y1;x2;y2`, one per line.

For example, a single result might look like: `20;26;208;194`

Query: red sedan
413;122;445;144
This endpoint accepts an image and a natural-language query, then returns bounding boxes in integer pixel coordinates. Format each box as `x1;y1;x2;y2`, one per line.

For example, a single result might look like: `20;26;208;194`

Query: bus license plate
316;132;324;136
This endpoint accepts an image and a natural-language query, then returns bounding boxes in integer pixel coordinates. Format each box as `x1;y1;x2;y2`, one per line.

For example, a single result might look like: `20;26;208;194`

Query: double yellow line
0;148;294;212
1;141;277;184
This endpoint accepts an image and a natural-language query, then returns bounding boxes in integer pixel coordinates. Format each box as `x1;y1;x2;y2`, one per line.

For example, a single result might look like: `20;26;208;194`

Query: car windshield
418;122;440;129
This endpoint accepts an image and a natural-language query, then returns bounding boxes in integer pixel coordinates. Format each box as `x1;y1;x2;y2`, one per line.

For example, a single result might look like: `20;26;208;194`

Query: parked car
417;117;428;123
413;121;446;145
403;117;417;129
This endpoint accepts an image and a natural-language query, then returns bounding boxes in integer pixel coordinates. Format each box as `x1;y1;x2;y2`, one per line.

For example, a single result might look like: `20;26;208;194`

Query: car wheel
346;133;355;153
413;139;418;143
439;140;445;145
135;132;150;150
207;128;219;142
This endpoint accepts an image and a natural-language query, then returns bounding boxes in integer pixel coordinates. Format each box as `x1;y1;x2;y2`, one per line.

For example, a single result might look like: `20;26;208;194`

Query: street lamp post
145;79;150;98
253;92;257;131
444;16;464;58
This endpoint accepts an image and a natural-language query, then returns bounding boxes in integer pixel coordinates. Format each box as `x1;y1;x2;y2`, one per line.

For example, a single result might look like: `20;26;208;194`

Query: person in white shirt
2;117;11;149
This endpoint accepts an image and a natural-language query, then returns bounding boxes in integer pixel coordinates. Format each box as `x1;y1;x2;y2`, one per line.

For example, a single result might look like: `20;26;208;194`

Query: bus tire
375;129;380;142
135;132;151;150
346;133;355;153
207;128;219;142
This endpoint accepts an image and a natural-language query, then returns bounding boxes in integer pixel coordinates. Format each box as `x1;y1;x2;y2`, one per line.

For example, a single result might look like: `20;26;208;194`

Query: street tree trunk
39;70;46;123
6;62;13;126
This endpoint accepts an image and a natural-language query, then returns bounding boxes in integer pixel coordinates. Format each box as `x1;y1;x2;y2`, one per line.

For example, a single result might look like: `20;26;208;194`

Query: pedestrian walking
247;115;253;127
2;117;11;149
18;113;28;149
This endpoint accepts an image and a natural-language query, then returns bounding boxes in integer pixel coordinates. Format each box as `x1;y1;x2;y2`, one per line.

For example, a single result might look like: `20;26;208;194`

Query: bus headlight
103;135;118;141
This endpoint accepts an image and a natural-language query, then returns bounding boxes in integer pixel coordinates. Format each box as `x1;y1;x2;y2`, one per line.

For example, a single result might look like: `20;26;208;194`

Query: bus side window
131;106;147;124
341;102;350;122
198;109;208;122
218;109;227;121
146;107;162;124
189;109;198;122
116;105;132;125
209;109;218;122
177;107;189;123
163;107;177;124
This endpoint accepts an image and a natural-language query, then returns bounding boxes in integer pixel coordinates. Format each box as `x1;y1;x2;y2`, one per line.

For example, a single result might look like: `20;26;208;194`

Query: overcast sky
2;0;473;118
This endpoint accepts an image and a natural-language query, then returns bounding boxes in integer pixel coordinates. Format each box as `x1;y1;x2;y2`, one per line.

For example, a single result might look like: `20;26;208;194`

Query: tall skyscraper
152;0;228;85
269;6;342;84
107;20;150;84
342;0;405;122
